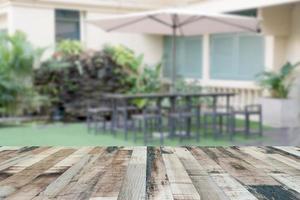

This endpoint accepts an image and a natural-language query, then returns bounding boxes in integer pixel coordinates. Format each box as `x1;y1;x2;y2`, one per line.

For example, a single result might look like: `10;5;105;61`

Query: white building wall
0;14;7;30
9;6;55;50
286;4;300;103
286;4;300;63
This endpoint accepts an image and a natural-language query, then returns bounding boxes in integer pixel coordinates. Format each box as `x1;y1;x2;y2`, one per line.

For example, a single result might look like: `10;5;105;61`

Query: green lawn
0;121;267;146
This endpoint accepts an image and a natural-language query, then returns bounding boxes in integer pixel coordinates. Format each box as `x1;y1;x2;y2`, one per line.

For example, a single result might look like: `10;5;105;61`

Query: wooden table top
0;146;299;200
103;92;236;99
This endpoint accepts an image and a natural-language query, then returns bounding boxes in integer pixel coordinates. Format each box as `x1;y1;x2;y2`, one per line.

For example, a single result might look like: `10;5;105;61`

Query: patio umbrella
88;9;260;91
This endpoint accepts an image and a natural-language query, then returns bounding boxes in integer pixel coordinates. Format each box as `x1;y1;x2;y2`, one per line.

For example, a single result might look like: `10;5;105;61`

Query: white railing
205;85;263;109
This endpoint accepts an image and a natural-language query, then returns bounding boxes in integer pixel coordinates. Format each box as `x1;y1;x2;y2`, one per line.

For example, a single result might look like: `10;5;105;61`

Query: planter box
260;98;300;128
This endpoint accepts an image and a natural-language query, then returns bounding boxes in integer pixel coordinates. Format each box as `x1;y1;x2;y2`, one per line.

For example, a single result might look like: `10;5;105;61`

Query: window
55;9;81;42
210;33;264;81
163;36;202;79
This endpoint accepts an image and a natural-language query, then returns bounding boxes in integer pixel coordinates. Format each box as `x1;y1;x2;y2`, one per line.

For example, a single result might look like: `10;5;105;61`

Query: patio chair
86;99;112;133
167;103;200;143
231;104;263;138
203;105;234;139
115;100;139;128
131;106;164;145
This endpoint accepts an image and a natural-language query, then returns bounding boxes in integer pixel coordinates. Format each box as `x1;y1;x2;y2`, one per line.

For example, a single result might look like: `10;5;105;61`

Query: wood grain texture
117;147;147;200
0;146;298;200
162;151;201;200
174;147;227;200
148;148;173;200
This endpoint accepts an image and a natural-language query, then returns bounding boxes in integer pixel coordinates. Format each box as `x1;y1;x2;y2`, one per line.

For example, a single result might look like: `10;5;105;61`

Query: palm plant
257;62;300;98
0;31;46;116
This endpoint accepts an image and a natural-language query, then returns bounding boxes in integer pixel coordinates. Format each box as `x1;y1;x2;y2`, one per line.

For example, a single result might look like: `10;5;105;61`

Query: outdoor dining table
103;92;235;140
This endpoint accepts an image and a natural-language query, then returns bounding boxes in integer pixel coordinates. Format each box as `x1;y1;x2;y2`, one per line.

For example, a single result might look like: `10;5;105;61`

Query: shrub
257;62;300;98
56;40;83;57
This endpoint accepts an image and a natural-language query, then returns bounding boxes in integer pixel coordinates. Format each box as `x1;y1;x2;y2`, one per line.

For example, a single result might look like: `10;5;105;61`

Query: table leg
111;99;117;136
123;99;128;140
156;98;163;144
169;97;176;138
212;96;218;139
226;95;232;136
185;96;192;138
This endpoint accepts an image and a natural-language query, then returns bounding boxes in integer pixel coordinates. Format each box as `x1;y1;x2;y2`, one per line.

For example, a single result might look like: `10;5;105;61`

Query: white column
264;35;275;71
202;34;210;85
7;7;14;34
80;11;87;46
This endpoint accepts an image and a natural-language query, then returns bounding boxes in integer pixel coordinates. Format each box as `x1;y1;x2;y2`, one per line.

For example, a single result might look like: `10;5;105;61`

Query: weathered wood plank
272;146;300;158
0;147;50;173
203;147;279;186
52;148;116;200
257;147;300;170
240;147;300;175
162;150;201;200
224;147;277;174
44;147;94;174
271;174;300;193
40;155;92;198
148;147;173;200
189;147;225;174
117;147;147;200
4;147;65;174
0;146;298;200
90;149;132;199
190;148;258;200
210;174;258;200
5;174;58;200
227;147;300;198
0;147;22;152
0;148;75;198
174;147;228;200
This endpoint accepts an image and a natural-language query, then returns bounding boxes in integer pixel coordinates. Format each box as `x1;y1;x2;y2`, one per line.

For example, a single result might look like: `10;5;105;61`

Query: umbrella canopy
88;8;260;90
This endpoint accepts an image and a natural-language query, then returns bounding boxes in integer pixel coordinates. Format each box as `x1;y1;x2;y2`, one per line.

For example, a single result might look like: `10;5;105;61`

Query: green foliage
56;40;83;56
0;31;35;76
131;64;162;108
104;44;163;108
131;63;162;94
172;78;206;106
257;62;300;98
104;44;142;75
175;78;202;93
0;31;46;116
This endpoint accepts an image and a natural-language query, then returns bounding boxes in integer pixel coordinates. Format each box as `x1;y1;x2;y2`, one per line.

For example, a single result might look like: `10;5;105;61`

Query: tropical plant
104;44;142;75
104;44;144;93
56;40;83;56
130;64;162;108
0;31;46;116
257;62;300;98
175;78;202;93
131;63;162;94
104;44;163;108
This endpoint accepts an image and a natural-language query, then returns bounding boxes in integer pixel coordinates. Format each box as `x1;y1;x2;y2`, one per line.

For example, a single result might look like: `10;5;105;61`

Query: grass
0;120;268;146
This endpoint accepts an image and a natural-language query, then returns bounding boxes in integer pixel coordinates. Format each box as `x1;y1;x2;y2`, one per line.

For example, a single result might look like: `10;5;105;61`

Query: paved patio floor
238;128;300;146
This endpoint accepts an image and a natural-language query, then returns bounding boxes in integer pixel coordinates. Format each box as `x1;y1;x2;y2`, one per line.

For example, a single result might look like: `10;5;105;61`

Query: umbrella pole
171;20;177;93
